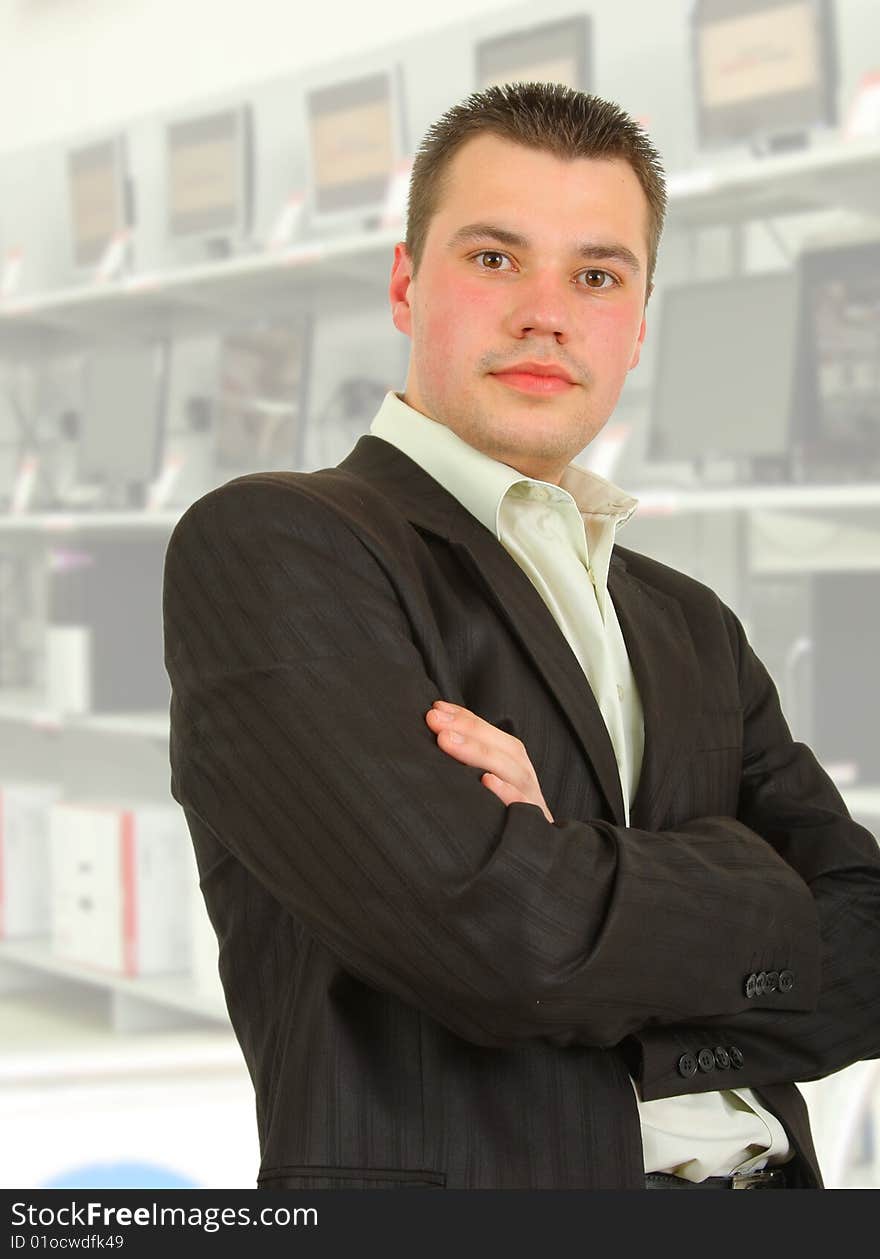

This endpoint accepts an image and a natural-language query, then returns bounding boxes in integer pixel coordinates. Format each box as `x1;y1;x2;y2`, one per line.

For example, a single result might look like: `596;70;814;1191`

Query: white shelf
749;508;880;574
841;788;880;820
0;698;170;739
632;482;880;515
0;510;180;533
665;133;880;227
67;710;170;739
0;1015;241;1086
0;225;399;349
0;937;228;1026
0;692;64;729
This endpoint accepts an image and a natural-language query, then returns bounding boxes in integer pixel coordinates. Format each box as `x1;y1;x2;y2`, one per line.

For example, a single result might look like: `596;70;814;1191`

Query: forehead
430;133;649;256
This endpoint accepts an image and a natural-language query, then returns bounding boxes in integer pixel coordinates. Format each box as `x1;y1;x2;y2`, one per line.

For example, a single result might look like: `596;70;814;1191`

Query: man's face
389;133;650;484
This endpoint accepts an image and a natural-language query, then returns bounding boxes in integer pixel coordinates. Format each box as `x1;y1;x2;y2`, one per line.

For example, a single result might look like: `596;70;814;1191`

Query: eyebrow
445;222;642;275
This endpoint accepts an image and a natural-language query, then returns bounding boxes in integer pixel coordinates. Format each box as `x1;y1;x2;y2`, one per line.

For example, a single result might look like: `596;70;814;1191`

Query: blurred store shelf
0;988;237;1082
0;229;398;352
0;511;180;533
633;483;880;514
666;133;880;226
2;132;878;356
0;696;169;738
0;938;227;1031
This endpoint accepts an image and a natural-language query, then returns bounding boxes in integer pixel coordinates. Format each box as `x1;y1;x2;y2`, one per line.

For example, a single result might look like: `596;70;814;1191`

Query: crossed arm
164;476;880;1088
424;643;880;1099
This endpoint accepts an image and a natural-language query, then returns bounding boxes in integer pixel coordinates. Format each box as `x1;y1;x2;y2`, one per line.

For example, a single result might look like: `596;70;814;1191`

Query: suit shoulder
169;467;406;547
614;541;731;614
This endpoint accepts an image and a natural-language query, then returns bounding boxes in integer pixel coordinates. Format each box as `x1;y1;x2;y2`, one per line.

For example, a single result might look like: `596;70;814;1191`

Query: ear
390;242;414;337
628;312;647;371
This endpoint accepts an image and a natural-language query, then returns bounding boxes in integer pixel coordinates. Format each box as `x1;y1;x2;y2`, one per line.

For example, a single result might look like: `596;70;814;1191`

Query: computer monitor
790;236;880;481
78;342;167;506
67;135;133;269
214;318;312;474
301;375;391;472
166;104;253;252
691;0;838;153
3;354;85;511
646;271;799;476
475;14;593;91
305;68;405;234
749;571;880;783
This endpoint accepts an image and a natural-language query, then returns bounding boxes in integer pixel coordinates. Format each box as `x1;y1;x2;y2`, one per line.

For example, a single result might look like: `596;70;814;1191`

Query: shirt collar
368;390;639;539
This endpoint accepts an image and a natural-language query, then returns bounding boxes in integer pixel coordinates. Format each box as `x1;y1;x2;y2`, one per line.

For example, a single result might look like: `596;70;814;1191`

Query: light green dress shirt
369;389;790;1181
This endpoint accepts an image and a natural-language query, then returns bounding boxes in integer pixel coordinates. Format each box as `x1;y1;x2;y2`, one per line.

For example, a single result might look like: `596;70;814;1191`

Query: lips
495;361;576;383
491;364;577;395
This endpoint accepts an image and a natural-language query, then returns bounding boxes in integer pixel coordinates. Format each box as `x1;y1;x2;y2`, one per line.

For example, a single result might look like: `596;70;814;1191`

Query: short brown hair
405;81;667;300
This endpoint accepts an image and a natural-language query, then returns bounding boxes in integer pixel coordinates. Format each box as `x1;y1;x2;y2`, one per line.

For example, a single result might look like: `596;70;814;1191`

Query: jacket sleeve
163;475;826;1050
623;604;880;1100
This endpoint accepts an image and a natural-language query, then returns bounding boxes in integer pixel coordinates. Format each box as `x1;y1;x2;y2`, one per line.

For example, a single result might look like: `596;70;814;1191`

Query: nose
503;268;575;343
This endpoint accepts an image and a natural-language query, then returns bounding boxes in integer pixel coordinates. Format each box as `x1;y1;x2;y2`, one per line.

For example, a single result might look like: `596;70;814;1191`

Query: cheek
416;277;494;365
581;302;644;365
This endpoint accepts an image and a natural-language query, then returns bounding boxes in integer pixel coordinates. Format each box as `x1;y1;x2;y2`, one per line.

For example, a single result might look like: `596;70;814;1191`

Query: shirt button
616;684;624;702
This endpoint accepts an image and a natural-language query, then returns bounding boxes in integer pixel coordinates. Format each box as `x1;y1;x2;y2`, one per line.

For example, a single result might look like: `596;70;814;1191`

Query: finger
426;705;525;777
483;772;555;824
480;772;525;806
428;717;527;788
431;701;506;745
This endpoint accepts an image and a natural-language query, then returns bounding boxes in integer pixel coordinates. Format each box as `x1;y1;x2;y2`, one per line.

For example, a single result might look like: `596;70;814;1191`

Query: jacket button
728;1046;744;1069
779;970;794;992
755;971;767;996
714;1047;731;1070
744;973;757;998
678;1053;697;1078
697;1048;715;1073
765;971;779;992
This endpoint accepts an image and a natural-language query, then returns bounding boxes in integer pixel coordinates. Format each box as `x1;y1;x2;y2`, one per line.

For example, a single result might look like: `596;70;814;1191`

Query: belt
645;1169;787;1190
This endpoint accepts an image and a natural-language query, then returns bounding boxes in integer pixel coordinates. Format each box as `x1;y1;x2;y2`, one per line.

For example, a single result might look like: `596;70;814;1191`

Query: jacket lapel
445;520;628;824
608;561;701;830
337;435;700;831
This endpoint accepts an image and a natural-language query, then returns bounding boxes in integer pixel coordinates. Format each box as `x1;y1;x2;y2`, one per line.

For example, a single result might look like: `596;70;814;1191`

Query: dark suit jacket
162;434;880;1189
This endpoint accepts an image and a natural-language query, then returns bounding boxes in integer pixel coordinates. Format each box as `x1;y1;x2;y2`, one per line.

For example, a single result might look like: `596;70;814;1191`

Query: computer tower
47;537;169;714
748;572;879;785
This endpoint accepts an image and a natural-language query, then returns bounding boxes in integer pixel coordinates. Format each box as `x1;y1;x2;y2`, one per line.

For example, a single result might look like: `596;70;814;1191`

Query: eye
578;269;618;290
473;250;514;271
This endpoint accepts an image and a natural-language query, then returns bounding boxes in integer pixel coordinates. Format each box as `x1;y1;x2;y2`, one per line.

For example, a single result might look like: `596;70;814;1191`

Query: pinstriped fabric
162;438;880;1189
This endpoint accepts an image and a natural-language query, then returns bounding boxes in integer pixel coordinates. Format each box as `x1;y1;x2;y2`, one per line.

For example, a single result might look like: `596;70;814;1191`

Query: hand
425;700;555;823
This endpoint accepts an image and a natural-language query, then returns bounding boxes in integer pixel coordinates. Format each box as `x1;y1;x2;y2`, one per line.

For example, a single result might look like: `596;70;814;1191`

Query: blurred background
0;0;878;1190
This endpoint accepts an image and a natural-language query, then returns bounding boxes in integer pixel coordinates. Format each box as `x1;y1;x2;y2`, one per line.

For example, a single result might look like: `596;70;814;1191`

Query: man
162;83;880;1189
